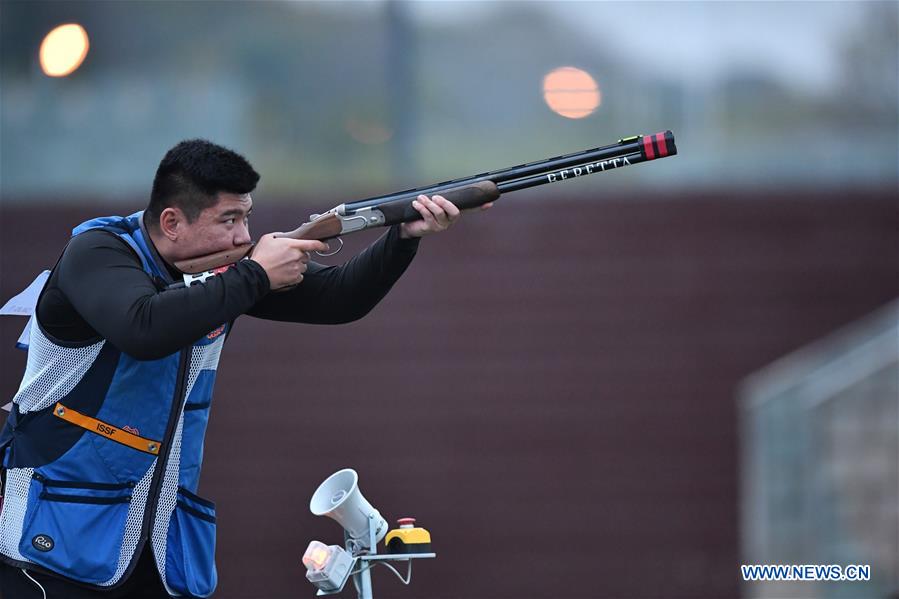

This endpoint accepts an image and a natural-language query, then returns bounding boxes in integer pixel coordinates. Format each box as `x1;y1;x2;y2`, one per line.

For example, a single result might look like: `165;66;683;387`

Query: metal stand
316;515;436;599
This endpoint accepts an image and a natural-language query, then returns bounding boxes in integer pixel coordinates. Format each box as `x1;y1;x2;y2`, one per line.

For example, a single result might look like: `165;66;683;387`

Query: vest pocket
179;402;211;489
165;487;217;597
19;474;133;584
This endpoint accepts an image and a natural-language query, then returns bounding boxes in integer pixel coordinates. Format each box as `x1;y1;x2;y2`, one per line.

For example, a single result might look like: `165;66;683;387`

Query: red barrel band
642;135;656;160
655;132;669;157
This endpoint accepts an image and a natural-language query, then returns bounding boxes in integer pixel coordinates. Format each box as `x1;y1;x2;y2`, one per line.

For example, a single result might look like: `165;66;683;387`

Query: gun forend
375;181;500;226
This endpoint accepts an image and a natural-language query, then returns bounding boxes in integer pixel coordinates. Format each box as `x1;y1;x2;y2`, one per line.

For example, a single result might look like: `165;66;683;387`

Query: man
0;139;487;597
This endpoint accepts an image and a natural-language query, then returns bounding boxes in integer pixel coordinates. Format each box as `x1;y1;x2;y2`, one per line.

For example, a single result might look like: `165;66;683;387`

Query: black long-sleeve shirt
36;224;419;360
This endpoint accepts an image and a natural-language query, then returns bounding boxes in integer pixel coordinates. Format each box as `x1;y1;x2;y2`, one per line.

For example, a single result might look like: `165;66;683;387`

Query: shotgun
174;131;677;285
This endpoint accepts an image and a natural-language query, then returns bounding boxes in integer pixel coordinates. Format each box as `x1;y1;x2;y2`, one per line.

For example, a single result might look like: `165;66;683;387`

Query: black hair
146;139;260;228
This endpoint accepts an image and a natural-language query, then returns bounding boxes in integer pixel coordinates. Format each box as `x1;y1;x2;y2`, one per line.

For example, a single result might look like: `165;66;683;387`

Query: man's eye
225;218;235;225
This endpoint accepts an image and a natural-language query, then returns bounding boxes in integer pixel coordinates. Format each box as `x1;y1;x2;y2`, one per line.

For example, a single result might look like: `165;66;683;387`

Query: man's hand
399;194;494;239
250;234;329;290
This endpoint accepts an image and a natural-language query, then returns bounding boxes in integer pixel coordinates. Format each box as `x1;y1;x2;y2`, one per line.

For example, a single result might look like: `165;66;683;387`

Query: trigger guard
315;237;343;257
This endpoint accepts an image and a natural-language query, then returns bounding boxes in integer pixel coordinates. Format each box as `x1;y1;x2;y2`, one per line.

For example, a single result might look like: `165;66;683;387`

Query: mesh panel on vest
0;468;35;562
14;323;104;413
152;337;224;591
98;460;157;586
153;414;183;593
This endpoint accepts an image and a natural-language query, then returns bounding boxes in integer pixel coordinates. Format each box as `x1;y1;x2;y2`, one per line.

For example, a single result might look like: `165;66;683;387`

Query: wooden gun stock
174;244;254;275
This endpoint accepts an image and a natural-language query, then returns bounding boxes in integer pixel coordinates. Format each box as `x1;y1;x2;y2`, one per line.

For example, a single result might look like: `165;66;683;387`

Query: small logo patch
207;325;225;340
32;534;54;552
122;425;141;435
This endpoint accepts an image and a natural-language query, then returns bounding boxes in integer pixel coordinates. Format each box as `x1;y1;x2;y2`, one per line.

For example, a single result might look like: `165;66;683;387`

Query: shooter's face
166;192;253;262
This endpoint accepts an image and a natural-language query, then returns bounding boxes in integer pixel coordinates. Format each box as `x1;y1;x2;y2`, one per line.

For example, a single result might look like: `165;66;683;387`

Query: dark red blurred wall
1;189;896;599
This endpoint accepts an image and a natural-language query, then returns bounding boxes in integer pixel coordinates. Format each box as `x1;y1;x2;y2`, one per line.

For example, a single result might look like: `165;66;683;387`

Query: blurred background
0;1;896;598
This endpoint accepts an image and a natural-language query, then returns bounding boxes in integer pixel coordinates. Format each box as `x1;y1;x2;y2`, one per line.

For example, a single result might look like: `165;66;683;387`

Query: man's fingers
418;195;449;228
419;195;448;223
284;239;329;253
414;201;439;228
431;195;461;221
413;198;441;229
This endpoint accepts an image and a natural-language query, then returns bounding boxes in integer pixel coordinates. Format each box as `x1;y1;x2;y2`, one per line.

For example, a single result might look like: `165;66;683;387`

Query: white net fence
740;300;898;599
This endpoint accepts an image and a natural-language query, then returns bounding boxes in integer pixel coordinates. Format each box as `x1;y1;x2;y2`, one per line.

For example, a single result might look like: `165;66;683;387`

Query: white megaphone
310;469;388;549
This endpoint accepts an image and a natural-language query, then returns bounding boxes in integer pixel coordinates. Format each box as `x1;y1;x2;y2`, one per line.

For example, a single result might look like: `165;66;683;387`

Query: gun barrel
344;131;676;212
498;151;644;194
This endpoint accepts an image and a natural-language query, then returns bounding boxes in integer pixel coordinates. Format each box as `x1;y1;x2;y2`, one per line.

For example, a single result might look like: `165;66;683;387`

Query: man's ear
158;207;186;241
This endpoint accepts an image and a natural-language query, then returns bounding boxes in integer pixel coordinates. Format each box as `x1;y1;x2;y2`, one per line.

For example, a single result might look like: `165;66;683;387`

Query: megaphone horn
310;468;388;548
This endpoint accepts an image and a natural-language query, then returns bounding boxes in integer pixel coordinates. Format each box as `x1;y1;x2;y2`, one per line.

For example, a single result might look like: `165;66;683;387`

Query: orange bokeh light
542;67;601;119
40;24;90;77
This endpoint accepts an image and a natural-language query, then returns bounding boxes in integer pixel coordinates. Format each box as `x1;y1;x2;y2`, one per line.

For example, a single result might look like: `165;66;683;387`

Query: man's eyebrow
218;206;253;218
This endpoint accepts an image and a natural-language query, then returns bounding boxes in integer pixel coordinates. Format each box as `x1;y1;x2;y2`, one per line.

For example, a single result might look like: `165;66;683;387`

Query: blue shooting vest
0;211;225;597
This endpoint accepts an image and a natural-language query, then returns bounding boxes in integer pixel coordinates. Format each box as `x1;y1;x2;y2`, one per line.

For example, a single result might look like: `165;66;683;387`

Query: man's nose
234;222;252;246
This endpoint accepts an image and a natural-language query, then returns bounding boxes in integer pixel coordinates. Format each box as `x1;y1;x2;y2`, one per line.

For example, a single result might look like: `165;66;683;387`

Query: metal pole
358;566;373;599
